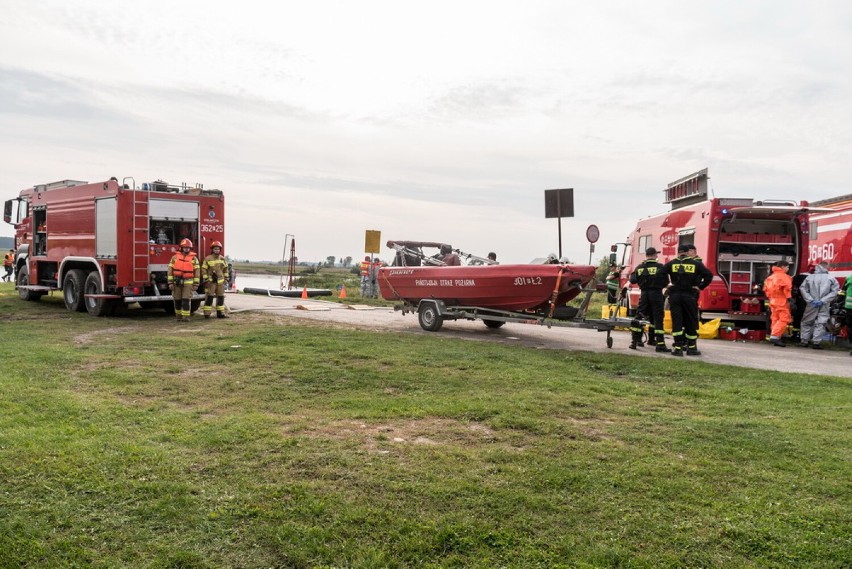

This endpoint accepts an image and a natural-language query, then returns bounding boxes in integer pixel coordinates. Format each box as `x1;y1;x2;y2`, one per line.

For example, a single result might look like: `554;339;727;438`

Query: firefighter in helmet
201;241;230;318
628;247;669;352
663;243;713;356
167;238;200;321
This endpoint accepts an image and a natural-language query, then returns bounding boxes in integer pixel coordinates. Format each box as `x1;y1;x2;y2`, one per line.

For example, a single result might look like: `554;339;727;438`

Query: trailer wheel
418;303;443;332
483;319;505;329
16;266;44;302
84;272;112;317
63;269;87;312
606;336;614;349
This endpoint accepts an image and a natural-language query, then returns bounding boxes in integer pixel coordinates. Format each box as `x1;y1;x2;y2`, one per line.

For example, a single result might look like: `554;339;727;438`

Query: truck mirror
609;253;617;265
609;244;618;253
3;200;11;224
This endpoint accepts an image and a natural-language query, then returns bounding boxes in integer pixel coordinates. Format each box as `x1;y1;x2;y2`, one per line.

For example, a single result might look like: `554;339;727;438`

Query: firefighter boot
629;320;643;349
685;337;701;355
655;334;669;353
217;311;229;319
670;340;684;357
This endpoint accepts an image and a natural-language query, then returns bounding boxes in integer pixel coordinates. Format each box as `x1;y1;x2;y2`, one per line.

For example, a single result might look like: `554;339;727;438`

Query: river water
232;273;292;291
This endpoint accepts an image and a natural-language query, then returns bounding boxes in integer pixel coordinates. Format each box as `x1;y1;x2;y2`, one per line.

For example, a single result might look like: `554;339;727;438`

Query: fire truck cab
614;169;822;325
4;177;225;316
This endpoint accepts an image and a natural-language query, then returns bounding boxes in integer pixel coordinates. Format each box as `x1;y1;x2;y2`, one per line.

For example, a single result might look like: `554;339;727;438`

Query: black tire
190;299;202;314
63;269;87;312
84;272;112;317
418;303;443;332
16;266;43;301
607;336;614;349
161;301;176;315
483;319;505;329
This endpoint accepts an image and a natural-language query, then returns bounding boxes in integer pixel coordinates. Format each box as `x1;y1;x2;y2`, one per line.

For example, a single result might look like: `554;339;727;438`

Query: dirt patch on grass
289;416;513;453
556;415;624;443
73;326;141;346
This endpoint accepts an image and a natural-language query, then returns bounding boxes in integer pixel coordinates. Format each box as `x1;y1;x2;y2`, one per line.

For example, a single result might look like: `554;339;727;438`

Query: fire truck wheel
160;301;176;315
63;269;87;312
16;266;44;302
84;272;111;317
190;299;202;314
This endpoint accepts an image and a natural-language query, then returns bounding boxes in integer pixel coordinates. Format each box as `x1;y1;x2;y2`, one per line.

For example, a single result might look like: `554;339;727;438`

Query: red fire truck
807;194;852;287
3;177;225;316
613;169;825;326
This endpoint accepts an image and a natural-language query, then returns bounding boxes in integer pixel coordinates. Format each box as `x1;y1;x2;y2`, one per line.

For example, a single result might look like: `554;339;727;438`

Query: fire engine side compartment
621;197;810;325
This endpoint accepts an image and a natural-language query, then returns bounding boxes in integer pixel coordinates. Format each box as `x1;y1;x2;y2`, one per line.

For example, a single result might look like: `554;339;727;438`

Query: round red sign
585;224;600;244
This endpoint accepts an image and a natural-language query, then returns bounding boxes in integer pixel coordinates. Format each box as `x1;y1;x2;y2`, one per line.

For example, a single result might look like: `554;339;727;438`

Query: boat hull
378;264;597;312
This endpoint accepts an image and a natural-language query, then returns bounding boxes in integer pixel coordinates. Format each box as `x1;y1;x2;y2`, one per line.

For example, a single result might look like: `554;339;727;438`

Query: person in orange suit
763;260;793;347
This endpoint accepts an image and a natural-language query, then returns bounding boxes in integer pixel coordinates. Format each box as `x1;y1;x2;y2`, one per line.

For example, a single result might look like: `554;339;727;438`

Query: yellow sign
364;230;381;254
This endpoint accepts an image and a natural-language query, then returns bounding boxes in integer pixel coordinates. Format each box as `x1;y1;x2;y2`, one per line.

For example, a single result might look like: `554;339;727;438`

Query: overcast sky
2;1;851;264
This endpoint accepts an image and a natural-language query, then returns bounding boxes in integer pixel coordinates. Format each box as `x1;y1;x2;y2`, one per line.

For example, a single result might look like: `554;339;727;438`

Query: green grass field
0;283;849;568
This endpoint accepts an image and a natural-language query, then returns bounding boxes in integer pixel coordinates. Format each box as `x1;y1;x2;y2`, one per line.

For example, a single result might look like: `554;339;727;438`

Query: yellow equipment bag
698;318;722;339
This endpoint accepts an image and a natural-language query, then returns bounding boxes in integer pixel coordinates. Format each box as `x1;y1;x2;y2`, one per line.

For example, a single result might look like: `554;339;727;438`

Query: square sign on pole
544;188;574;219
544;188;574;259
364;230;381;254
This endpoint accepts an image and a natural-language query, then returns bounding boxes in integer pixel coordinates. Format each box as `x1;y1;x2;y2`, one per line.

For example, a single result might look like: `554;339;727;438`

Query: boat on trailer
378;241;626;343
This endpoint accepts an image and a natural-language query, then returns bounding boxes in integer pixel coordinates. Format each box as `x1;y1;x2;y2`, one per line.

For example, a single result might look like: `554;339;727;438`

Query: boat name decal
514;276;543;285
388;269;415;275
414;279;477;287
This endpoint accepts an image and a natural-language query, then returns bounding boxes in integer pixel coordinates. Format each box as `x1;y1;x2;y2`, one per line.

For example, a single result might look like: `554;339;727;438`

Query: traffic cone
339;286;347;299
301;287;308;299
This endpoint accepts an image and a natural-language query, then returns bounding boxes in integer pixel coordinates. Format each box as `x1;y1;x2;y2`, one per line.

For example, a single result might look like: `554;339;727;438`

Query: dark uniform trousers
669;289;700;351
633;288;666;347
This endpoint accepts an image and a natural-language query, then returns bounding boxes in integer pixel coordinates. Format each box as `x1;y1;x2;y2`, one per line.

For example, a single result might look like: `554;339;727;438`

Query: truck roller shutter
149;199;199;221
96;197;118;258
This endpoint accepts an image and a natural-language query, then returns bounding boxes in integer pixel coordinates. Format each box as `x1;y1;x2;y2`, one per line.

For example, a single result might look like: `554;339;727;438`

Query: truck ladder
132;188;150;283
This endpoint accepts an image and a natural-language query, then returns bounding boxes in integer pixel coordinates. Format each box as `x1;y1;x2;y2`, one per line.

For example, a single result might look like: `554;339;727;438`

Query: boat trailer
396;286;639;349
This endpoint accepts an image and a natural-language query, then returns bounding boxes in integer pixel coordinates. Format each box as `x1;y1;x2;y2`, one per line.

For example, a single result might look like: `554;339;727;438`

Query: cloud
2;1;852;265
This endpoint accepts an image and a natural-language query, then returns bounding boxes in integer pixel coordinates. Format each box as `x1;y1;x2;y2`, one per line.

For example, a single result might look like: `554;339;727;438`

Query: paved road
226;292;852;378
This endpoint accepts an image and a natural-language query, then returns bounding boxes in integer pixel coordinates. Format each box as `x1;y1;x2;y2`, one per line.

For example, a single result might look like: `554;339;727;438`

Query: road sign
364;230;381;254
586;224;600;244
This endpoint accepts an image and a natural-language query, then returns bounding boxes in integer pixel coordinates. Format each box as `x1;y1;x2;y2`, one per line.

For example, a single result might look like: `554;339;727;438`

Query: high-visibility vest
360;261;370;276
168;252;199;283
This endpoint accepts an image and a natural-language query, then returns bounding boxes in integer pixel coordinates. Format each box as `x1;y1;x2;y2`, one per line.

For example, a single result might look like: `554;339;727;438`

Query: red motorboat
378;241;598;313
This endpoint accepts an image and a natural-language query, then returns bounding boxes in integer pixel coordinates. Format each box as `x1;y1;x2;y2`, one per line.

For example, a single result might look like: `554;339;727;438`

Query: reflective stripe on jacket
202;254;229;283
